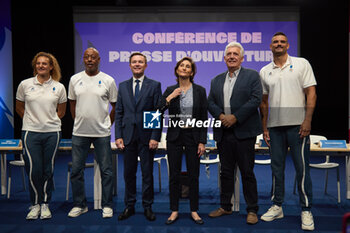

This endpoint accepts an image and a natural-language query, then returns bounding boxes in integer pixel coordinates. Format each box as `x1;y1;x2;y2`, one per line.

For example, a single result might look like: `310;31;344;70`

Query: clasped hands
219;113;237;128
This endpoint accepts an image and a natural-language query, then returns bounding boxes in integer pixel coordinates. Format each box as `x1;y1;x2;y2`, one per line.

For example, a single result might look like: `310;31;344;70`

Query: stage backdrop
0;0;14;139
73;7;299;140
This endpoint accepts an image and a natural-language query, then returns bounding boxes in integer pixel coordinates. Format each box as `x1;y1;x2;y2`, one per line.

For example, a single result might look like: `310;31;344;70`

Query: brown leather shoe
246;212;258;225
208;208;232;218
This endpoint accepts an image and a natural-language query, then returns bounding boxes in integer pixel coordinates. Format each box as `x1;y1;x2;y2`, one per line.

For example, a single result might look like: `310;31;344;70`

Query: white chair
200;153;220;188
138;132;169;192
200;133;221;188
7;154;26;199
7;153;56;198
293;135;340;203
254;134;271;165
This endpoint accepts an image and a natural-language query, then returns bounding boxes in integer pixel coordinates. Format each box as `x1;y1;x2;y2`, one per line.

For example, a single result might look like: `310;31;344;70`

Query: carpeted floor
0;152;348;233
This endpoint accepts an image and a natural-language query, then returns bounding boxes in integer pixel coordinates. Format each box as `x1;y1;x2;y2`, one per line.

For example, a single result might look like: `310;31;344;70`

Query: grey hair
224;41;244;57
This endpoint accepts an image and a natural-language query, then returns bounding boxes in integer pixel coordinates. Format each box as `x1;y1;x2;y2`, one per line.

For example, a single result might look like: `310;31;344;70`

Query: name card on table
0;139;20;147
319;140;347;149
59;139;72;148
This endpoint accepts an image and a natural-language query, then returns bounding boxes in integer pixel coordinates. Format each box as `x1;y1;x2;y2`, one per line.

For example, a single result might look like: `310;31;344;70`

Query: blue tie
134;79;140;102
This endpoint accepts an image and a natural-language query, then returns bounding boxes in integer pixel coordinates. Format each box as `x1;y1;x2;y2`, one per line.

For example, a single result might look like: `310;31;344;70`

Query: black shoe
165;216;178;225
144;208;156;221
191;216;204;225
118;208;135;220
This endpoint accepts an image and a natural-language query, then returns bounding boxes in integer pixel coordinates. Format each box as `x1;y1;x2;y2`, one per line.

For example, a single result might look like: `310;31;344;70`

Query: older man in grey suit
207;42;262;225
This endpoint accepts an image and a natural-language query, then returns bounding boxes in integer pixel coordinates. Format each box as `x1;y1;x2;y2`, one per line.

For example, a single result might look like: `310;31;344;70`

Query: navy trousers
269;125;313;210
123;128;155;209
22;131;61;205
167;128;200;211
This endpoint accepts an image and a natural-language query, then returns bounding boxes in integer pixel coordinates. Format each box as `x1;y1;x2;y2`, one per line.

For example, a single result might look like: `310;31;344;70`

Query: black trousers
167;129;200;211
123;128;155;209
218;130;259;213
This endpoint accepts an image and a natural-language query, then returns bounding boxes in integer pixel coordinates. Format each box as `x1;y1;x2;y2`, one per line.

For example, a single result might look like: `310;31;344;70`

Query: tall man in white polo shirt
259;32;317;231
67;48;118;218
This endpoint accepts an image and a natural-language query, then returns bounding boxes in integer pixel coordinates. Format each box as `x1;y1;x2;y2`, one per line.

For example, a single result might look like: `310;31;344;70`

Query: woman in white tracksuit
15;52;67;220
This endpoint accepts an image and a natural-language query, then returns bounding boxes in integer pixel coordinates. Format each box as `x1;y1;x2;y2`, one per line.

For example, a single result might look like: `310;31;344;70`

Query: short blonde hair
32;52;61;81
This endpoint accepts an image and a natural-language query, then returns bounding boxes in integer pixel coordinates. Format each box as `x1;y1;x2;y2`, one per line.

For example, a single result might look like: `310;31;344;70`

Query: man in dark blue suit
115;52;162;221
207;42;262;225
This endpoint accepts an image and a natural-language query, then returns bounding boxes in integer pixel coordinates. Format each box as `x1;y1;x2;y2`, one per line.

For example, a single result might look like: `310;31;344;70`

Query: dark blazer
159;83;208;144
115;76;162;145
208;67;262;142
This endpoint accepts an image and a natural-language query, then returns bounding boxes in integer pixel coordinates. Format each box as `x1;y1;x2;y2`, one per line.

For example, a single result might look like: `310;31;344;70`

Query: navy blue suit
208;67;262;213
115;76;162;209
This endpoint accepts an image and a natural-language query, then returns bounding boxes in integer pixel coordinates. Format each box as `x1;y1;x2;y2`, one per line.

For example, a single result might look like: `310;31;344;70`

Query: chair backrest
256;133;263;144
310;135;329;163
309;135;327;144
158;132;167;149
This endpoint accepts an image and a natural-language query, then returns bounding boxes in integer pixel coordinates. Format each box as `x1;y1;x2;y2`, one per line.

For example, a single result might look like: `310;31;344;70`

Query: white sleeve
301;59;317;88
109;79;118;103
16;81;25;101
259;70;269;95
68;78;76;100
58;84;67;104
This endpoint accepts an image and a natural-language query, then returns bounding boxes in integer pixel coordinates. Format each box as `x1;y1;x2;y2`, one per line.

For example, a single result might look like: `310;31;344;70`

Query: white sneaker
261;205;284;222
301;211;315;231
68;206;88;218
102;207;113;218
26;204;40;220
40;204;52;219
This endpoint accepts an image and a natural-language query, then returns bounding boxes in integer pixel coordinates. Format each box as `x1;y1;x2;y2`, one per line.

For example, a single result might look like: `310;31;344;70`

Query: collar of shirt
272;55;293;70
33;75;52;85
133;75;144;84
226;67;241;81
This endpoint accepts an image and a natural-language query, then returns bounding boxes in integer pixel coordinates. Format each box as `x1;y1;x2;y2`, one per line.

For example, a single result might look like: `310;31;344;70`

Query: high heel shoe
165;215;178;225
191;216;204;225
191;212;204;225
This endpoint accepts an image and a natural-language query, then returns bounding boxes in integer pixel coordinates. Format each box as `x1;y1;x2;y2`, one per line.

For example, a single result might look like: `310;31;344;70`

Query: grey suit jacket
208;67;263;142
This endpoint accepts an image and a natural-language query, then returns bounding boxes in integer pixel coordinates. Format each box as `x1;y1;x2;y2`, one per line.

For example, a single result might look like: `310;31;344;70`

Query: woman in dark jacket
159;57;208;225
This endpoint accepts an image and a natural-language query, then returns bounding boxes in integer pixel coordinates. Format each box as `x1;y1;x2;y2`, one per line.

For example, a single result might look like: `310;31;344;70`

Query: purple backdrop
74;21;298;139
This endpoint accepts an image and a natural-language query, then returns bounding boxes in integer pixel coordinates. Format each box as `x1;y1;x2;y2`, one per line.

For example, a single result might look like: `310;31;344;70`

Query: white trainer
261;205;284;222
68;206;88;218
40;203;52;219
102;207;113;218
26;204;41;220
301;211;315;231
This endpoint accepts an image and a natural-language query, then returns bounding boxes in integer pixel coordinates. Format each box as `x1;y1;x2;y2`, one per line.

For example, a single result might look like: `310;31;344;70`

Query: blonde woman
16;52;67;220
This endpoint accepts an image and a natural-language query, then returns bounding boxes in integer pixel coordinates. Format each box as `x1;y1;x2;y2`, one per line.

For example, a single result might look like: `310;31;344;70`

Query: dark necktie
134;79;140;102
